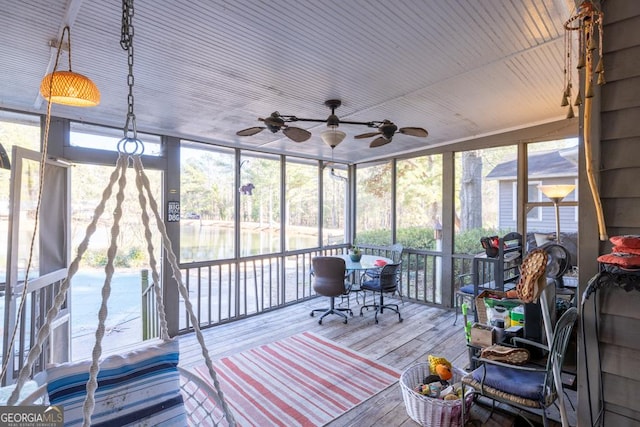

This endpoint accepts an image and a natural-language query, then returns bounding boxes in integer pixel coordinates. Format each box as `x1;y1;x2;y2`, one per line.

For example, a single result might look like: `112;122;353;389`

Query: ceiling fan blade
370;136;391;148
399;127;428;137
283;126;312;143
354;131;381;139
236;126;266;136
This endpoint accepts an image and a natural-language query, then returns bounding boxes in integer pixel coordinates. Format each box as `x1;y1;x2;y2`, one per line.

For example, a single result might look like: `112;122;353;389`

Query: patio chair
362;243;405;303
310;256;353;324
359;262;403;324
461;306;578;427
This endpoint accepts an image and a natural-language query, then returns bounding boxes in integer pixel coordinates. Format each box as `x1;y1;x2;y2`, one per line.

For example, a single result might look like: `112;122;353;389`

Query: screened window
239;153;281;255
356;161;392;246
180;143;236;261
526;140;578;237
322;165;347;246
285;159;319;250
454;147;517;254
396;155;443;250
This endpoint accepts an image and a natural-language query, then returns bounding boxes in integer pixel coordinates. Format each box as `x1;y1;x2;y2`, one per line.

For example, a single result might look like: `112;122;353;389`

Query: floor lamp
538;184;576;244
537;184;575;427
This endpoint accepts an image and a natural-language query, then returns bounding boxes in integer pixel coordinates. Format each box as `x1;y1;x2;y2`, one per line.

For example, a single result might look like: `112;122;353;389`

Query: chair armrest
361;270;378;281
510;337;549;352
458;273;473;285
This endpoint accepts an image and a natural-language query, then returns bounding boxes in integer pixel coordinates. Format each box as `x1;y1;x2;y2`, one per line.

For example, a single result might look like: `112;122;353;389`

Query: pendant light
39;26;100;107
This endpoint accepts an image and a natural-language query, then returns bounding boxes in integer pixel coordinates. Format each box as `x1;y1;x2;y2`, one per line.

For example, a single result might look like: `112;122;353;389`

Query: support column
163;136;181;337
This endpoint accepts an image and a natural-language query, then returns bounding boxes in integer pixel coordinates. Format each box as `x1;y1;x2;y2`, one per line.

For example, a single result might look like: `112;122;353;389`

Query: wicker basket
400;363;474;427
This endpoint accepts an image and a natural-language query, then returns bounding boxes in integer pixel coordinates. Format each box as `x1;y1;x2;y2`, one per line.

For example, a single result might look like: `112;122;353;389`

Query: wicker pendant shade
39;26;100;107
40;70;100;107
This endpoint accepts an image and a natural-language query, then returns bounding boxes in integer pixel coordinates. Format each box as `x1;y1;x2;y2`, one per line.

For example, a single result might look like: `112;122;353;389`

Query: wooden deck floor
178;294;574;426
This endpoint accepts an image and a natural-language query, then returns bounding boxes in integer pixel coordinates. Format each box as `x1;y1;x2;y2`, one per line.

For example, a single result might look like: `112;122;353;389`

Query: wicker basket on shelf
400;363;474;427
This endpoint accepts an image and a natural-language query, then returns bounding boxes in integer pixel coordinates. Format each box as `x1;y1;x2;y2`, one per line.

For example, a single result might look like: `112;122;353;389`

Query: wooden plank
600;137;640;171
600;342;640;382
177;297;573;426
601;107;640;140
598;313;640;350
602;402;640;427
603;372;640;417
602;169;640;198
604;1;640;25
602;197;640;228
603;46;640;84
603;15;640;53
601;77;640;112
605;226;640;239
599;288;640;320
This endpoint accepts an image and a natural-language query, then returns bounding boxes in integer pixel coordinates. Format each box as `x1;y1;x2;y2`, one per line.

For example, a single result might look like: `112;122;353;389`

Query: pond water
179;221;321;262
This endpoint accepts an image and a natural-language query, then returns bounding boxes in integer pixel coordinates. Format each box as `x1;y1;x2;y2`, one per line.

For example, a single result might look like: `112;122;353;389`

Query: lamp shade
320;129;346;148
538;184;576;201
39;71;101;107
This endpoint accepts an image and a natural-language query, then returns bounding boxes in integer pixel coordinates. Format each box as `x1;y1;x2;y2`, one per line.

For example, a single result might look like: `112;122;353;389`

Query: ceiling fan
235;111;312;143
354;120;428;148
236;99;428;148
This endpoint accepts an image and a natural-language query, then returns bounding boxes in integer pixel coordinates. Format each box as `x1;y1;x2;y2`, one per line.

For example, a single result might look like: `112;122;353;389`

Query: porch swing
1;2;236;426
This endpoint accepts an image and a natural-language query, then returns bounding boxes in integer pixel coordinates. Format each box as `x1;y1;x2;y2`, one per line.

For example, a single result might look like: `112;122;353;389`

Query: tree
460;151;482;231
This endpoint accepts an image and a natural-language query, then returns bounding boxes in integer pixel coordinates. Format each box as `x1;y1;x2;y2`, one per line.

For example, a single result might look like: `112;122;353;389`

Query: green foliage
126;247;145;267
357;226;514;255
83;249;108;267
355;229;392;246
356;227;436;250
83;247;146;268
454;227;516;254
454;227;499;254
397;227;436;250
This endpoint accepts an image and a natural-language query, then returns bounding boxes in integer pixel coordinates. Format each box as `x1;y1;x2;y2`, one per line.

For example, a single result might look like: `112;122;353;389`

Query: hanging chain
118;0;144;154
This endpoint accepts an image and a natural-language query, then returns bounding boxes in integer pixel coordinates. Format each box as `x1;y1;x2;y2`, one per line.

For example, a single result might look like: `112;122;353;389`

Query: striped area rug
189;331;402;426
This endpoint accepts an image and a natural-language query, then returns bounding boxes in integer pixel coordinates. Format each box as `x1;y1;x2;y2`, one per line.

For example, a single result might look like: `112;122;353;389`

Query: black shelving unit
472;231;523;299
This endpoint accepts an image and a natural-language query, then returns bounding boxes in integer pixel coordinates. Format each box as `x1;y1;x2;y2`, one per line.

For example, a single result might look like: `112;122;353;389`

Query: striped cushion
45;340;186;426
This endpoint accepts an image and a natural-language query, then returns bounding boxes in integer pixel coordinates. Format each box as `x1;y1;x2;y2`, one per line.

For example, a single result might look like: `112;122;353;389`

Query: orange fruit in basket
435;364;453;381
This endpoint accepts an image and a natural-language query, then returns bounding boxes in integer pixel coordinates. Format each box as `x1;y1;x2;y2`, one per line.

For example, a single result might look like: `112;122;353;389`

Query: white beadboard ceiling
0;0;579;164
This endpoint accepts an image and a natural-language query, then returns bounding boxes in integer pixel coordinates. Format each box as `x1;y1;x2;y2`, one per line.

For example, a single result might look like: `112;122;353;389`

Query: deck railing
1;269;70;385
175;246;477;334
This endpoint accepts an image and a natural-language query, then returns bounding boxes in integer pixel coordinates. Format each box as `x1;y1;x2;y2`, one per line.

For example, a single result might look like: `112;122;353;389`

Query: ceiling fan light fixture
320;129;346;148
326;113;340;128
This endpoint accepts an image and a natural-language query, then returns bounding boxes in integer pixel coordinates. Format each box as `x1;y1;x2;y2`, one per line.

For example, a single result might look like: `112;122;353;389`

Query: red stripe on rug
189;332;402;427
286;333;401;390
299;331;402;379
